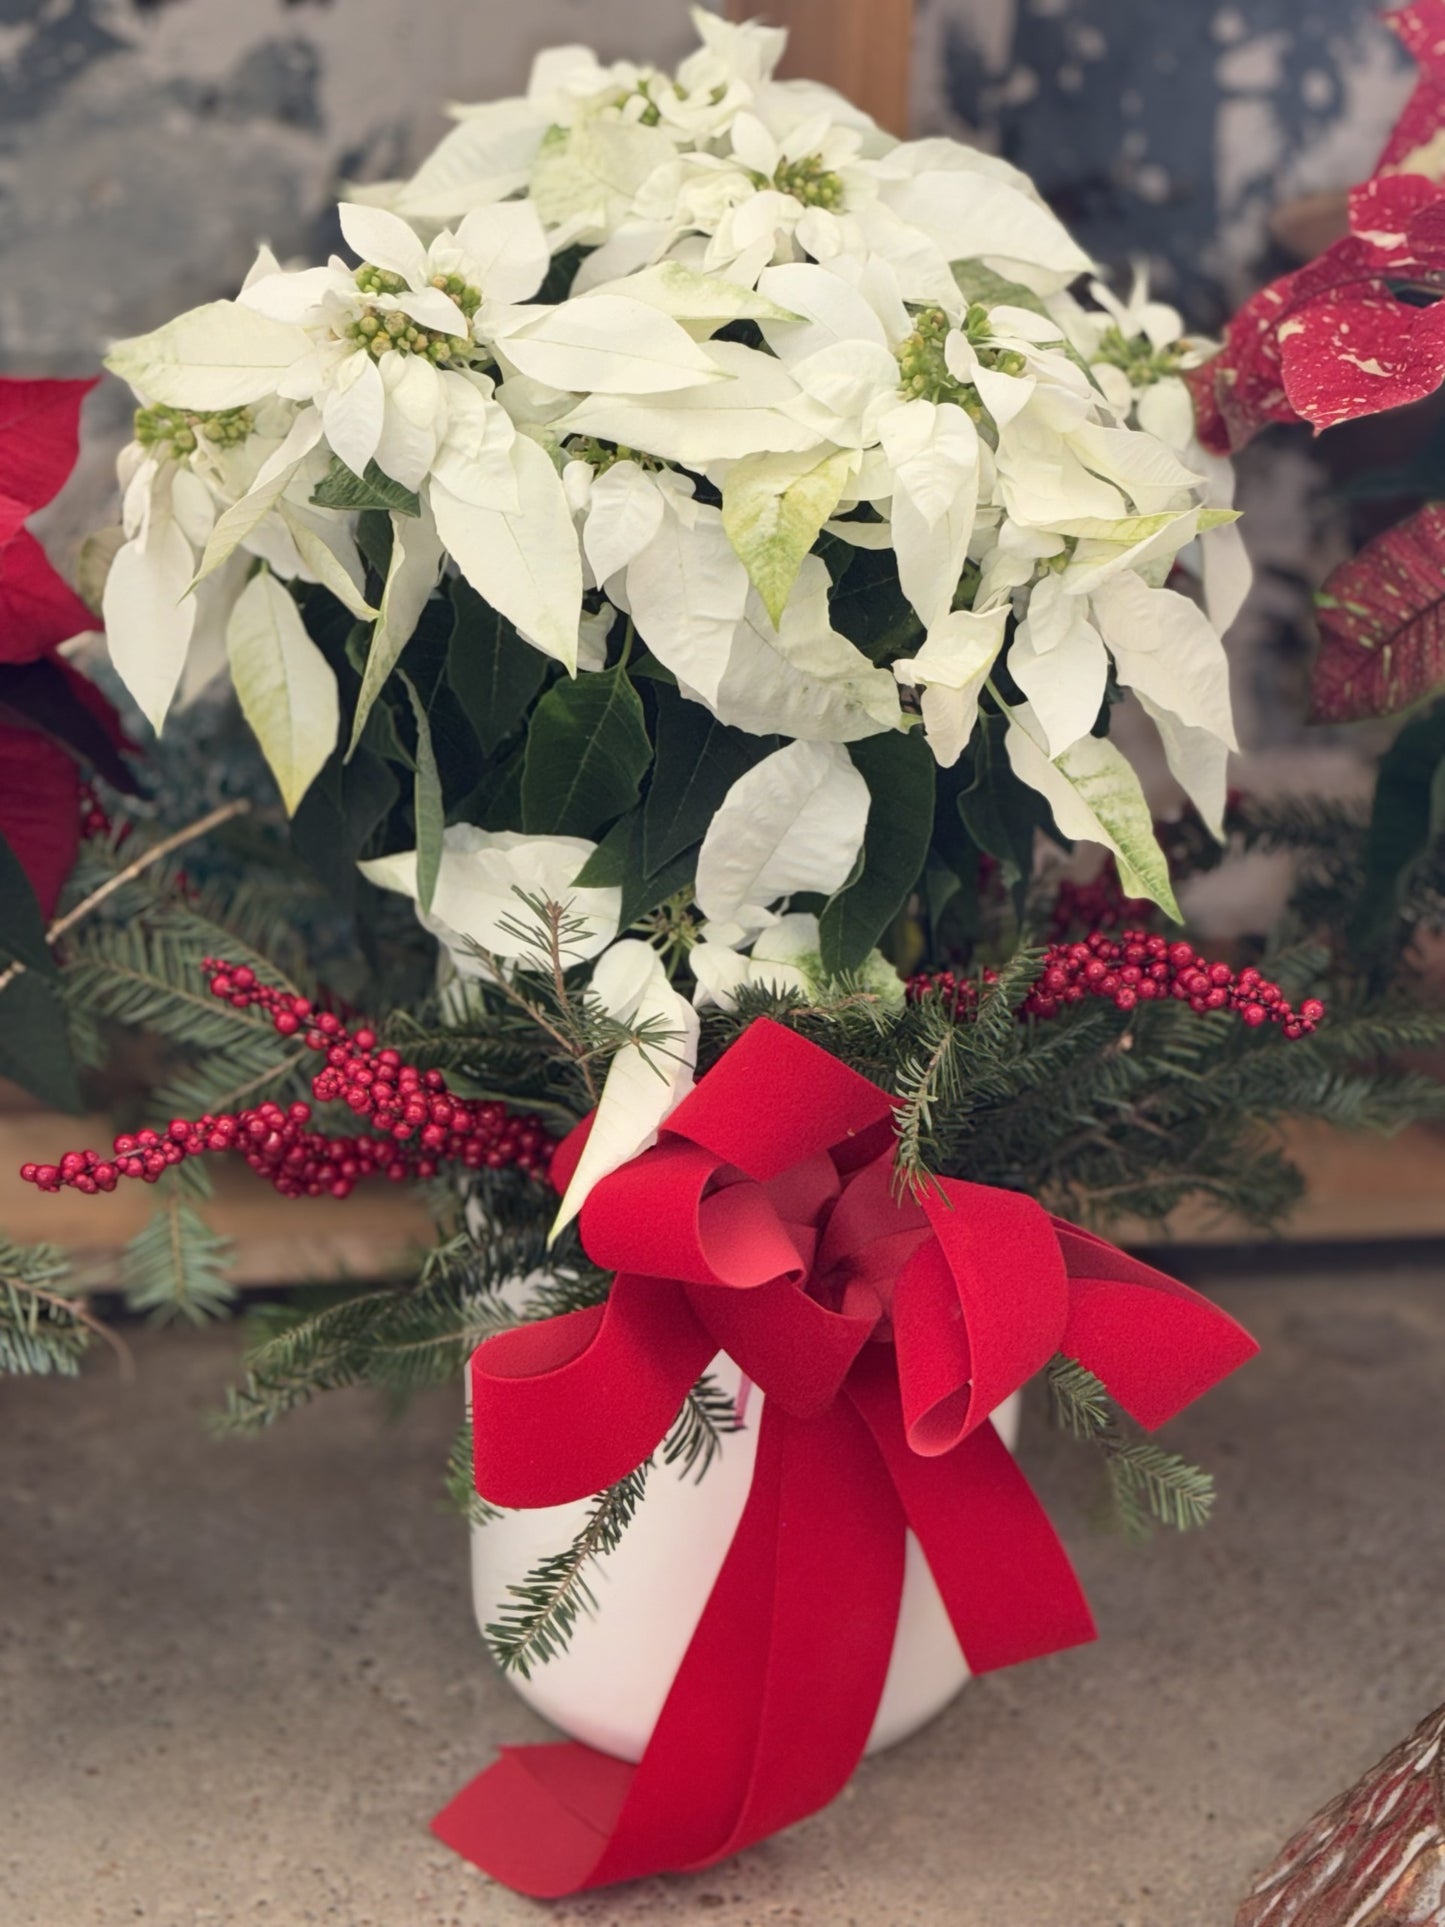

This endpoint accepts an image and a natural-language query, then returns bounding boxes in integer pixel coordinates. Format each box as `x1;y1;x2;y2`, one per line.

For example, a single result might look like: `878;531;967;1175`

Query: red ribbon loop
441;1018;1258;1896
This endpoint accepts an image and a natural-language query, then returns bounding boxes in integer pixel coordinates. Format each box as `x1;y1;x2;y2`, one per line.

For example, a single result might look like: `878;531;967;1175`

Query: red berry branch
908;930;1325;1037
20;960;556;1199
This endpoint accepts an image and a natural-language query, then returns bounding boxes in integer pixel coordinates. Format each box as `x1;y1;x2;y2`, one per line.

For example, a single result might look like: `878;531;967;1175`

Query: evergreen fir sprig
661;1371;744;1482
1105;1441;1216;1537
121;1183;236;1324
1047;1355;1216;1540
460;891;692;1111
445;1421;504;1528
485;1466;651;1678
482;1372;745;1675
0;1237;130;1377
893;947;1043;1193
214;1230;541;1434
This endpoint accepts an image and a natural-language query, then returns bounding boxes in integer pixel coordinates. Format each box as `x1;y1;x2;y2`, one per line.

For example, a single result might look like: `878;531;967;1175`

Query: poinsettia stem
0;798;250;995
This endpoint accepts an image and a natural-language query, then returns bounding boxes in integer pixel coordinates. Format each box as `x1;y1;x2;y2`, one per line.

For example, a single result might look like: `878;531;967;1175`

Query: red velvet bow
434;1019;1256;1897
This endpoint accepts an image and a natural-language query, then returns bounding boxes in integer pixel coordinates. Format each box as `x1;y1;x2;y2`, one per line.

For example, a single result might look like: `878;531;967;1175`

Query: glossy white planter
470;1354;1021;1764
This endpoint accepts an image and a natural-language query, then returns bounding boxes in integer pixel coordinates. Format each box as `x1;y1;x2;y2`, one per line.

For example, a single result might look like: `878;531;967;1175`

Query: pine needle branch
484;1465;651;1678
0;1237;131;1377
0;798;251;995
444;1421;504;1528
122;1188;236;1325
661;1371;743;1483
1047;1355;1215;1539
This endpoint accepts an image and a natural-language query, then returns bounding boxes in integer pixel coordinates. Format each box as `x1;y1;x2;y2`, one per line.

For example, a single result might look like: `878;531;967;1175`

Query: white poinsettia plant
92;9;1247;1215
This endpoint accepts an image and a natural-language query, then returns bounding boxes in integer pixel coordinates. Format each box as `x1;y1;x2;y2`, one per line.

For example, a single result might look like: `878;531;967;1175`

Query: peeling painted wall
0;0;699;374
7;0;701;540
913;0;1414;324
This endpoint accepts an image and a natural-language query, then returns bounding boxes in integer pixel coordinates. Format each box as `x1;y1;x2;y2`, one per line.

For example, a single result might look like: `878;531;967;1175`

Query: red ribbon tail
430;1745;632;1900
850;1351;1097;1673
433;1398;906;1896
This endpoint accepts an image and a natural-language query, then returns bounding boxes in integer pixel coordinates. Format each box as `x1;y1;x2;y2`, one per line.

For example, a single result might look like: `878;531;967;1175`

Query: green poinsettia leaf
1350;697;1445;949
0;972;82;1112
520;666;650;838
311;456;422;518
819;731;934;973
0;831;56;977
574;808;697;926
399;672;444;915
446;577;550;757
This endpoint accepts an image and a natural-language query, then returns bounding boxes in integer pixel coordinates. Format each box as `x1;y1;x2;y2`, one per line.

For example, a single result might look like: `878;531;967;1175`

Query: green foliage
821;730;935;972
399;671;444;912
824;538;924;663
1350;700;1445;956
311;456;421;517
0;971;83;1112
963;720;1063;905
214;1225;543;1433
122;1187;236;1324
0;829;58;975
642;685;775;876
0;829;84;1109
892;948;1043;1194
660;1372;743;1482
483;1371;744;1675
445;1420;504;1528
573;808;697;931
485;1466;651;1677
520;665;651;837
1048;1357;1215;1540
446;578;549;757
0;1237;92;1376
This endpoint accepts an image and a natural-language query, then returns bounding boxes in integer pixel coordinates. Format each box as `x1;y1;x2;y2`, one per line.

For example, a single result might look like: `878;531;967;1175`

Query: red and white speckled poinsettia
0;376;131;916
1191;0;1445;450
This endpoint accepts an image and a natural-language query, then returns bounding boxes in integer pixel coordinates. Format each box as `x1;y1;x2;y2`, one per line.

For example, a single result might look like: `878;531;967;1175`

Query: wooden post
725;0;915;136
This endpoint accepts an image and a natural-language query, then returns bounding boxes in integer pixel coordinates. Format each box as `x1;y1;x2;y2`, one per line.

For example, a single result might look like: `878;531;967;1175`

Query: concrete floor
4;1268;1444;1927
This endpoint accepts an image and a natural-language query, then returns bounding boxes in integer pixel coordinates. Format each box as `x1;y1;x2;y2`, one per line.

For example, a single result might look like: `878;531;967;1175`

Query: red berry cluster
1048;869;1152;940
909;930;1324;1037
78;780;122;843
20;960;555;1199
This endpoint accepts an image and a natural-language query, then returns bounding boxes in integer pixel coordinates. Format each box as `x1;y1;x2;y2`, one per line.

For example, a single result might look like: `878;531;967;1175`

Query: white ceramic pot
470;1353;1021;1764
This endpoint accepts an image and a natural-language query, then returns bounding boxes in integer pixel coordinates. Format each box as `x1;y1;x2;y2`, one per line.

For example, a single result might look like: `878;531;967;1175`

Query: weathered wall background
914;0;1413;323
0;0;698;373
4;0;1416;371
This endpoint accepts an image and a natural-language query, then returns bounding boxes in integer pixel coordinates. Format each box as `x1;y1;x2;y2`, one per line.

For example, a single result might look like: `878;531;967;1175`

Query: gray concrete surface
4;1269;1443;1927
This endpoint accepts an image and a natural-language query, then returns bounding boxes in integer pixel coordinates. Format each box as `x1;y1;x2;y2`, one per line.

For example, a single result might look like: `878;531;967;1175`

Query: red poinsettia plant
0;375;138;1109
1193;0;1445;942
0;376;131;917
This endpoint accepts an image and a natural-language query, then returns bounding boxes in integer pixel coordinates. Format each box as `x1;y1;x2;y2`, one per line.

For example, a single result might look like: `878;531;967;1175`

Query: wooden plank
1;1110;1442;1296
726;0;915;135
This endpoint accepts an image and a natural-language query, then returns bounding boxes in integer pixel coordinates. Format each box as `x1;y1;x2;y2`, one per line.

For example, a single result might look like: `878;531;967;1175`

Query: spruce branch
445;1421;504;1528
661;1371;743;1483
122;1187;237;1325
0;1237;131;1377
477;1369;742;1674
0;798;251;995
484;1466;651;1678
1106;1441;1215;1536
1047;1355;1113;1439
1047;1355;1215;1539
